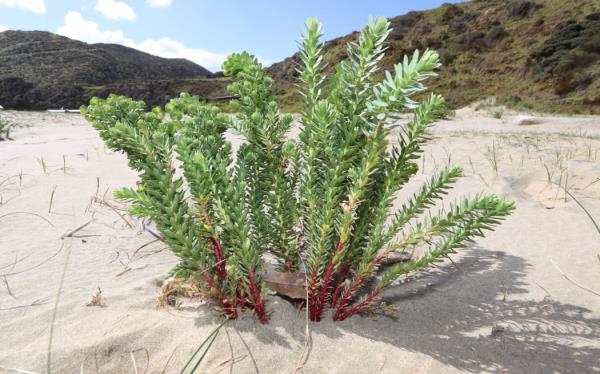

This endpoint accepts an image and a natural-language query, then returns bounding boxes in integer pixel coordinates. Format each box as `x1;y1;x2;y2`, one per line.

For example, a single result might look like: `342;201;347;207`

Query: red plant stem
210;238;228;281
248;270;267;324
202;273;220;301
337;287;381;321
332;254;387;320
223;300;238;319
313;239;346;320
332;275;363;321
372;253;385;268
203;272;238;319
314;263;335;320
308;270;319;321
236;281;248;309
200;200;228;281
330;266;349;308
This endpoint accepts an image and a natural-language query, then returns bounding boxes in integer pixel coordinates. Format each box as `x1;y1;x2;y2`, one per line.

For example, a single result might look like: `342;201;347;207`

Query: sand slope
1;109;599;373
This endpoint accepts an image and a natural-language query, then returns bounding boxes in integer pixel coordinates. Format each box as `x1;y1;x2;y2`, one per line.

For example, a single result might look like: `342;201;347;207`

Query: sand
1;108;599;373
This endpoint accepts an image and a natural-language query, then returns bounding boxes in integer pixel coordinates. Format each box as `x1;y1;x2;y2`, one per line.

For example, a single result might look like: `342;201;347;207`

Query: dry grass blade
93;196;134;228
140;221;164;242
214;355;248;374
294;255;311;373
233;328;259;374
130;348;150;374
1;241;64;277
560;188;600;238
61;219;95;239
0;211;54;227
3;275;15;298
0;250;26;272
223;328;235;374
0;366;39;374
0;297;49;311
550;259;600;297
160;345;180;374
47;240;73;373
79;349;99;374
130;351;139;374
48;185;57;213
37;157;47;174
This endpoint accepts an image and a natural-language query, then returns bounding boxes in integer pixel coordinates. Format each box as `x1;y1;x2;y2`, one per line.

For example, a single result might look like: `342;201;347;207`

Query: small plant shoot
83;17;514;323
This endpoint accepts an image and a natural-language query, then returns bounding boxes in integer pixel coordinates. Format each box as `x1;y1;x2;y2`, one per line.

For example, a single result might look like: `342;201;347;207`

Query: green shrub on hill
529;17;600;76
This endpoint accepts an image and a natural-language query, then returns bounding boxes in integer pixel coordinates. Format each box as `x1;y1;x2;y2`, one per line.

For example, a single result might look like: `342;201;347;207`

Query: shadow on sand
231;247;600;372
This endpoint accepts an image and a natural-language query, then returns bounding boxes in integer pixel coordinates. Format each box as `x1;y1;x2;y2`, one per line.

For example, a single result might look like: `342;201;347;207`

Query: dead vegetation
156;278;205;309
85;287;105;307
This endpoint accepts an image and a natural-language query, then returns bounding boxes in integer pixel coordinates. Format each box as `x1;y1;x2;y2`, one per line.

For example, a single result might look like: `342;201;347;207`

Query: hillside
268;0;600;114
0;31;226;109
1;0;599;113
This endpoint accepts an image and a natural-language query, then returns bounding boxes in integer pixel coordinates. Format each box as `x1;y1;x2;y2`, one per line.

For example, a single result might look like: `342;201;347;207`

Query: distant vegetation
528;14;600;96
268;0;600;113
0;115;11;140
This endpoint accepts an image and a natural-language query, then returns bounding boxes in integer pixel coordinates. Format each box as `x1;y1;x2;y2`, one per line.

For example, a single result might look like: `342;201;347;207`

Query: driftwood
262;251;411;300
262;265;306;299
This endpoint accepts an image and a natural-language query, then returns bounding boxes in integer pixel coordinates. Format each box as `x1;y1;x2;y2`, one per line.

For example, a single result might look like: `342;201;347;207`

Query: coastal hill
0;30;225;109
268;0;600;113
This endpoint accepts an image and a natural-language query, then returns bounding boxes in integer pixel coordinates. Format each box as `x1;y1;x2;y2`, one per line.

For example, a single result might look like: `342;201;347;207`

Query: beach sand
1;108;599;373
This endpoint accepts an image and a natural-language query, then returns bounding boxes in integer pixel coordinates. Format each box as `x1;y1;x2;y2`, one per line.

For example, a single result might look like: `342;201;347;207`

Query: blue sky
0;0;459;72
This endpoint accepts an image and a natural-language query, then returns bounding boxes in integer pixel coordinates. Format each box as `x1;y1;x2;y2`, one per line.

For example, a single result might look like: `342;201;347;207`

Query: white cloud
137;38;226;72
0;24;8;32
0;0;45;14
146;0;172;7
56;12;226;72
57;11;135;46
95;0;136;21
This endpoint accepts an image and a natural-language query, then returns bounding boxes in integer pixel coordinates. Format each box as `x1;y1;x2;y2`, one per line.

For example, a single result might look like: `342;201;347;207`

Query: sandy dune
1;108;599;373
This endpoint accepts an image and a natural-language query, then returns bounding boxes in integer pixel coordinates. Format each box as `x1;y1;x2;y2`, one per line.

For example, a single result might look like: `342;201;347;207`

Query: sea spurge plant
83;16;514;324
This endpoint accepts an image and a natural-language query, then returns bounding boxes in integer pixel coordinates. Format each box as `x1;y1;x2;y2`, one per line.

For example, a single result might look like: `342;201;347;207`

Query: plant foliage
83;17;514;323
0;114;12;140
528;17;600;76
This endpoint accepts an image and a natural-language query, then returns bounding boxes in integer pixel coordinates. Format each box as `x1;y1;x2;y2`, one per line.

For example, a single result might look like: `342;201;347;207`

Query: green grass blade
180;320;226;374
